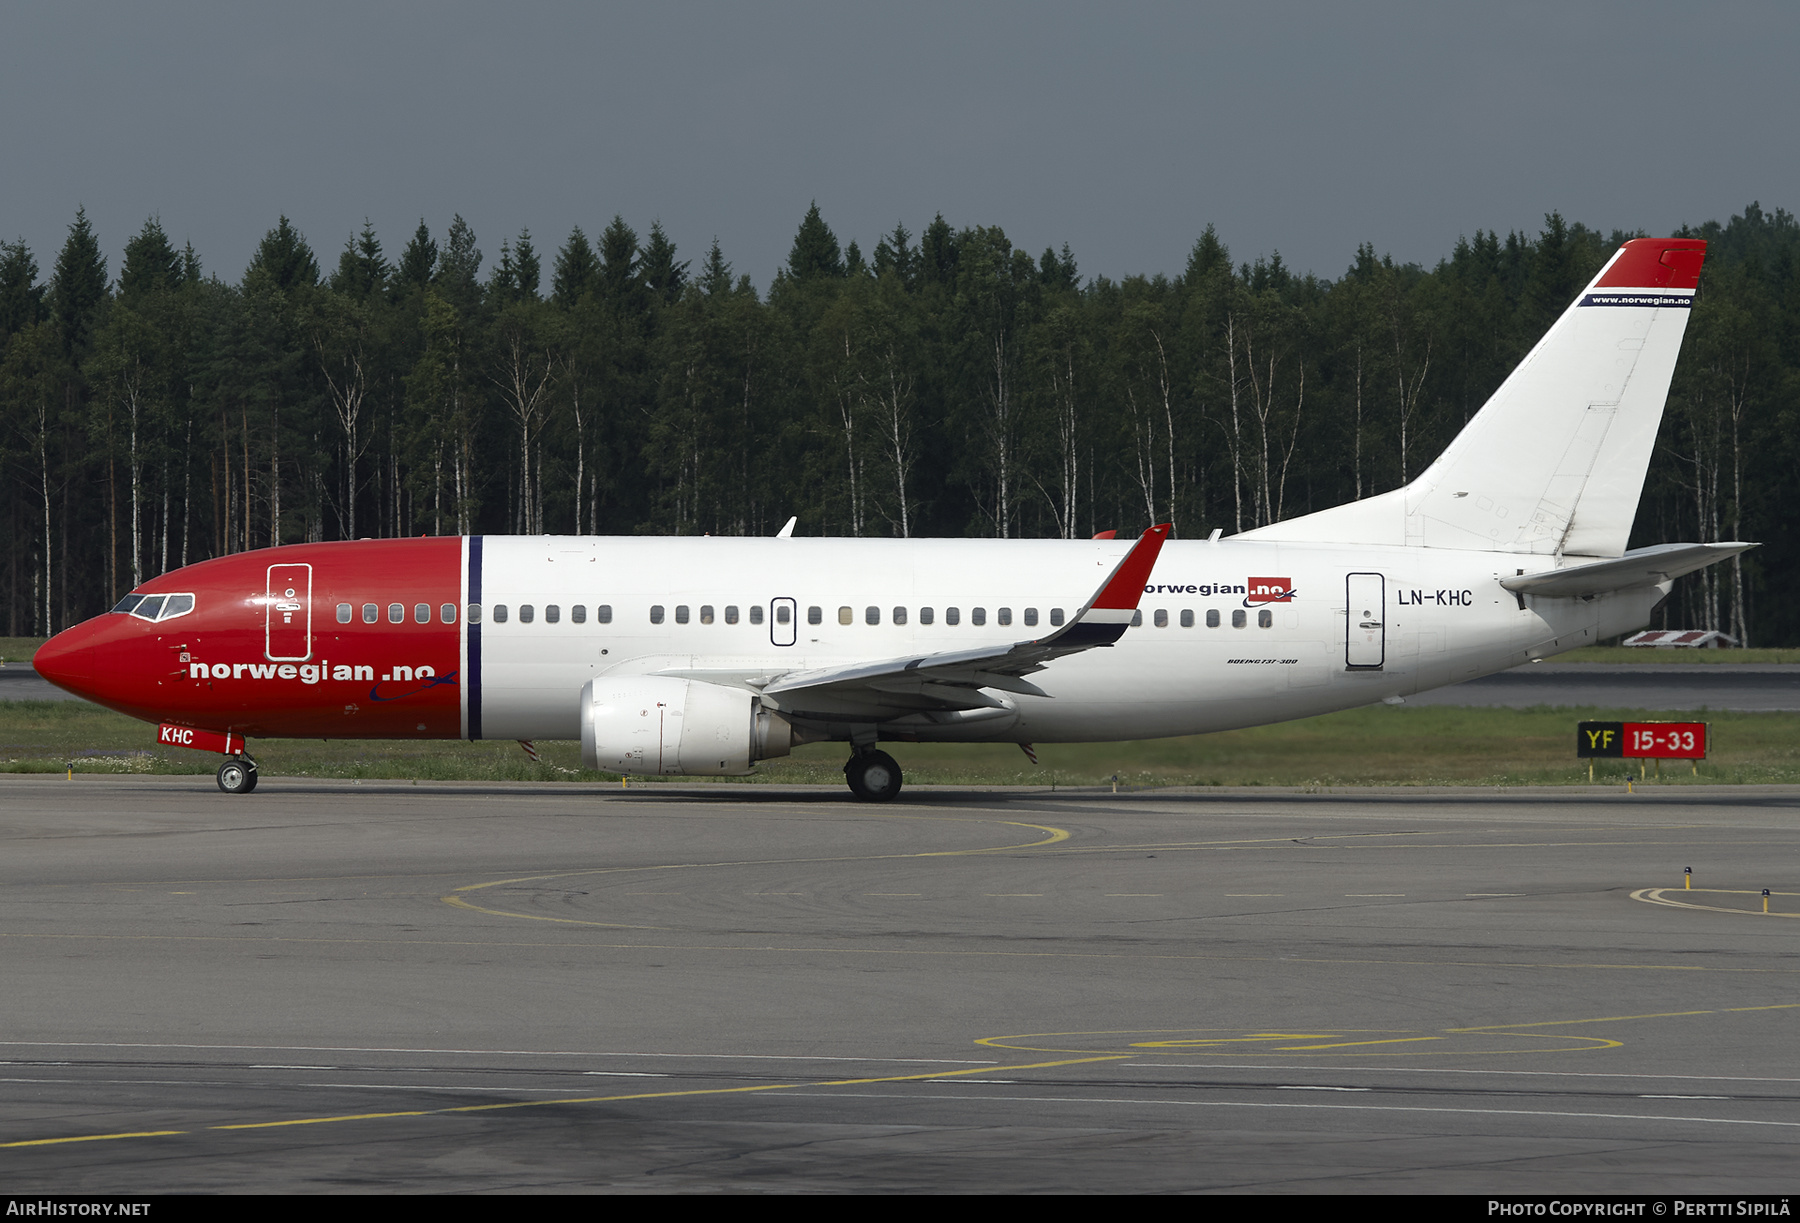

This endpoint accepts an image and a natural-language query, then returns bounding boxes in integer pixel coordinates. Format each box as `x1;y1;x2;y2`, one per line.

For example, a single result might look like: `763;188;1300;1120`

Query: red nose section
33;618;123;702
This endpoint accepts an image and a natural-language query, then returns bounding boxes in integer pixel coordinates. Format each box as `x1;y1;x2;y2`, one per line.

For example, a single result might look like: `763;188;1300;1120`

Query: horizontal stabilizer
1501;542;1755;599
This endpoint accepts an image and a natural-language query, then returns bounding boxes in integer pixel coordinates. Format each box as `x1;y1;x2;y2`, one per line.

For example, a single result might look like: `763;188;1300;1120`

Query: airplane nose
33;622;103;696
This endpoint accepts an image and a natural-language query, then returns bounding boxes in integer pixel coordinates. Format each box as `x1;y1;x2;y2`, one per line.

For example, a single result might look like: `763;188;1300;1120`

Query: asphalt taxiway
1;776;1796;1192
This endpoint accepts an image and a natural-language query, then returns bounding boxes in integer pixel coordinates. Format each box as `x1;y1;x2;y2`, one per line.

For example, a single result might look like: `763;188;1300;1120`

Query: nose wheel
844;749;902;803
216;756;258;794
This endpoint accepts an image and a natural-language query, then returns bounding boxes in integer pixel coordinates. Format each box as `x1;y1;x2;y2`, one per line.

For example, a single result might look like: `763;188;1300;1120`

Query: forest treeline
3;202;1796;642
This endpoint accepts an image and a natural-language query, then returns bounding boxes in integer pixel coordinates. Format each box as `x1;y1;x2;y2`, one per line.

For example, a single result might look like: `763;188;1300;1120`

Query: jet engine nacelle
580;676;793;776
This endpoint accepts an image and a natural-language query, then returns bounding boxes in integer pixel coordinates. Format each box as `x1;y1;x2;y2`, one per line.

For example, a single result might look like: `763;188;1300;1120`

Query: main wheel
217;756;257;794
845;749;902;803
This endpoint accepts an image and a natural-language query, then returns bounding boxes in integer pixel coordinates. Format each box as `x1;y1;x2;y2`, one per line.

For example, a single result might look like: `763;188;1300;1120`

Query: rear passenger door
1345;572;1385;670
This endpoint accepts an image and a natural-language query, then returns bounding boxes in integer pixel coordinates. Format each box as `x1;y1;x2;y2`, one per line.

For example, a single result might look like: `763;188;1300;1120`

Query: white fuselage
467;535;1659;743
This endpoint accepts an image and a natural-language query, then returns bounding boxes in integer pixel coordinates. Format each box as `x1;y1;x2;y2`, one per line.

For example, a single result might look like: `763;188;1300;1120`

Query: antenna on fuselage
775;516;797;539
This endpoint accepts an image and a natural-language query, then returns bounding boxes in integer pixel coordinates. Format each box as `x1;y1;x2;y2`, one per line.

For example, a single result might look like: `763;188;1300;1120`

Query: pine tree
397;221;437;290
552;226;598;307
438;215;483;312
119;218;182;301
698;239;733;297
489;239;518;302
1184;224;1229;283
872;223;915;287
918;214;957;287
512;228;540;300
786;202;845;281
598;216;639;304
0;239;45;347
330;220;389;298
1039;243;1078;291
640;222;687;303
246;216;319;292
51;207;108;355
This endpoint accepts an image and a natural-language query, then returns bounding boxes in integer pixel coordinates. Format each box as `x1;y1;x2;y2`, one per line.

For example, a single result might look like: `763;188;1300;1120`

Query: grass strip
2;699;1795;788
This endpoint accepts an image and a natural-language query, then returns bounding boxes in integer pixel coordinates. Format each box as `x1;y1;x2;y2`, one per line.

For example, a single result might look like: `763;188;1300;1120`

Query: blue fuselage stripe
468;536;483;740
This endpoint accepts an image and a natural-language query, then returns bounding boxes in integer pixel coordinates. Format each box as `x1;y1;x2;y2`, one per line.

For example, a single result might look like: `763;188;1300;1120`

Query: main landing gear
844;748;902;803
216;755;258;794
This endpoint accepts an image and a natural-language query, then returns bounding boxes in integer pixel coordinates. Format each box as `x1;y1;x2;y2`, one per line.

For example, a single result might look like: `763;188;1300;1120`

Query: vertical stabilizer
1242;238;1706;557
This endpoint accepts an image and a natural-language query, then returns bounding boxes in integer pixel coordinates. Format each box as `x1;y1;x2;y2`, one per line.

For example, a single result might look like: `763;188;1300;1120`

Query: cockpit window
115;592;195;623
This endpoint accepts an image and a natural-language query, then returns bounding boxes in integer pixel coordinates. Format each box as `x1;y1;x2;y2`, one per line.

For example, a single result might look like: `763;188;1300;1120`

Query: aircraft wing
681;524;1170;718
1501;542;1756;599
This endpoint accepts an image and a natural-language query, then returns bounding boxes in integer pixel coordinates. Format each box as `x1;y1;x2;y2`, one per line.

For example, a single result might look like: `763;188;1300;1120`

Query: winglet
1047;523;1171;648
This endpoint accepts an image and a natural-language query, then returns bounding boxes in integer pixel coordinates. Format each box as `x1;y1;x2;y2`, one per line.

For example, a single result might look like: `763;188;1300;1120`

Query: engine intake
580;677;792;776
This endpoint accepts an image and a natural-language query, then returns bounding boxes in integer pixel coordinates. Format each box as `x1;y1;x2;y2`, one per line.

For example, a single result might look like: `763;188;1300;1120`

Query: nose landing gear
216;756;259;794
844;748;902;803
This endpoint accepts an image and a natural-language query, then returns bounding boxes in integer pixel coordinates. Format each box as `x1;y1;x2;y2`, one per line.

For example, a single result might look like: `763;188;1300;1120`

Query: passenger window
415;603;430;624
1131;610;1142;627
597;605;612;624
649;605;664;624
388;603;404;624
1023;608;1038;627
1258;609;1273;629
1232;609;1247;628
493;605;509;623
1050;608;1064;626
749;605;764;625
806;606;821;625
337;603;352;624
893;606;907;626
972;608;986;626
920;607;934;625
997;608;1012;626
545;605;560;624
1180;609;1194;628
363;604;378;624
1206;609;1220;628
467;603;482;624
700;605;714;624
776;604;791;624
675;605;689;624
570;605;585;624
724;605;738;624
520;604;535;624
839;606;853;626
946;607;960;625
442;603;458;624
866;606;881;625
1154;609;1168;627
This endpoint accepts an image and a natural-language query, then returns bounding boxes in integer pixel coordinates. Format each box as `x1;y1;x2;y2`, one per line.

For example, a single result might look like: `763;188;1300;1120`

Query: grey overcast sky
2;1;1795;290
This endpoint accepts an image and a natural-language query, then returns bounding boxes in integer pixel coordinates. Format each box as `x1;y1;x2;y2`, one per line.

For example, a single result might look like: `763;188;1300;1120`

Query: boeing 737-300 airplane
32;238;1751;801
